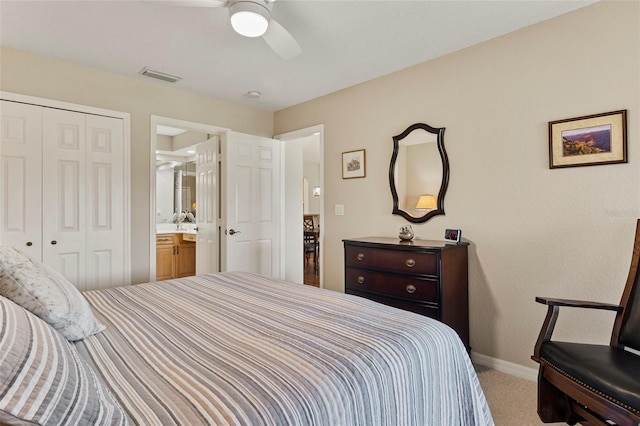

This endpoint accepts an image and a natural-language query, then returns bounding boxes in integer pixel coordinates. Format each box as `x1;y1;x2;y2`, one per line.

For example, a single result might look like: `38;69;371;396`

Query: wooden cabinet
156;235;177;281
176;236;196;278
344;237;470;350
156;233;196;281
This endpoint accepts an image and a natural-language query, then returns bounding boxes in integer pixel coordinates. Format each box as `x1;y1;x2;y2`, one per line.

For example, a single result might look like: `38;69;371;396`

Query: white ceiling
1;0;598;112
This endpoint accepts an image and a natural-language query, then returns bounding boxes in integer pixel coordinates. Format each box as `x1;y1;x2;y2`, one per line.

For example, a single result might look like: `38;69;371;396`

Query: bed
0;245;493;425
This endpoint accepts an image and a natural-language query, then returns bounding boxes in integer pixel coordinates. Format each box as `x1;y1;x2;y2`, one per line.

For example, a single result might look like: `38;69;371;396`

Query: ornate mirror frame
389;122;449;223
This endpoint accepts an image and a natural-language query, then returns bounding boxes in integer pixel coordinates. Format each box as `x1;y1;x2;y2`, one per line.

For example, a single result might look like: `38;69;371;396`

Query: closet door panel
85;114;125;290
58;251;81;286
42;108;86;287
0;101;43;260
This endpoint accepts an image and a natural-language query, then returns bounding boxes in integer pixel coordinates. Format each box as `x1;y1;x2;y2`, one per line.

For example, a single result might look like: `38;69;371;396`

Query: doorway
150;116;227;281
276;125;324;289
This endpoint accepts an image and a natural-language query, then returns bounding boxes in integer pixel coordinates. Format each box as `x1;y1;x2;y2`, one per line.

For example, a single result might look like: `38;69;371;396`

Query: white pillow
0;245;105;341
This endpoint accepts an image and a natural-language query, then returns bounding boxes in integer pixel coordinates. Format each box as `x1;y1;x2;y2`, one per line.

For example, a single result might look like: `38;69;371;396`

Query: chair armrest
535;296;622;312
532;297;622;360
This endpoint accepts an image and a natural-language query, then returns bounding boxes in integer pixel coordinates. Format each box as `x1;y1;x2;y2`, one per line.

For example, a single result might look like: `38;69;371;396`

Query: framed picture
342;149;366;179
549;110;627;169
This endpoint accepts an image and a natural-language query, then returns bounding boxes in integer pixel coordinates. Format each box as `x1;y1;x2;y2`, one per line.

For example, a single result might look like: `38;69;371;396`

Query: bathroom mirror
389;122;449;223
155;127;207;225
156;159;196;223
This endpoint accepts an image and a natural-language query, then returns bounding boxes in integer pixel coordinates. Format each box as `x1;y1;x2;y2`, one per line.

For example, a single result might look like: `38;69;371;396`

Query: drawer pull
357;276;365;284
356;253;365;261
406;284;417;294
405;258;416;268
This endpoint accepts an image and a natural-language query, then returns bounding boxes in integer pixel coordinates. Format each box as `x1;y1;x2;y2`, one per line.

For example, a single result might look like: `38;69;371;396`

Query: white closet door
42;108;87;287
0;101;43;259
1;95;129;290
85;114;125;290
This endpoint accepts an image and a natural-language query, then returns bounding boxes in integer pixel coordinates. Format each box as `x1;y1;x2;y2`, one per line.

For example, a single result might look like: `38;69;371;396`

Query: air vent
138;67;181;83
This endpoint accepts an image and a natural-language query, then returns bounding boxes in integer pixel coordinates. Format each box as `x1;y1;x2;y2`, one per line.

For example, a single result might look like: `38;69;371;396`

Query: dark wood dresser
343;237;469;350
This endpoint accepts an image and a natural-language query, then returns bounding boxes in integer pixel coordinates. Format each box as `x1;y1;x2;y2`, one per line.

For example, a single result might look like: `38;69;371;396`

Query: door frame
149;115;228;281
275;124;325;288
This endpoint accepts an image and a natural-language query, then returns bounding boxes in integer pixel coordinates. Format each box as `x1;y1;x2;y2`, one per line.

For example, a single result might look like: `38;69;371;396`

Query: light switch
335;204;344;216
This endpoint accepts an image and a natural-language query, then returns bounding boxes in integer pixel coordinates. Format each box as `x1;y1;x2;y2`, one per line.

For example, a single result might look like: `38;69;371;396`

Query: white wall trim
1;91;132;286
471;351;538;382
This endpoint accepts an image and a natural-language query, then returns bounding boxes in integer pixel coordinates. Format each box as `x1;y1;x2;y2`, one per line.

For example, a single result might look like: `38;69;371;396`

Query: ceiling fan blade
262;18;302;60
143;0;226;7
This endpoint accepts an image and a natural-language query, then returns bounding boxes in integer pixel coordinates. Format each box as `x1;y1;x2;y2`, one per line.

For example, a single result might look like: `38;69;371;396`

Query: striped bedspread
75;272;494;426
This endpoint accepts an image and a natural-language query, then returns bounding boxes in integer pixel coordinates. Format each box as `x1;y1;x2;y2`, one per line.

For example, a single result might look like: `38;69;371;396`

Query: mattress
74;272;494;425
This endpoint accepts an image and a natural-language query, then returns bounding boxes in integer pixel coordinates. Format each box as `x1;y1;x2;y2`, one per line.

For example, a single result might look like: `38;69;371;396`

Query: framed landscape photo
342;149;366;179
549;110;627;169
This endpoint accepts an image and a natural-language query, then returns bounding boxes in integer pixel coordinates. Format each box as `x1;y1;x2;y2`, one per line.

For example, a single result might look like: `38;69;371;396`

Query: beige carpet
475;366;544;425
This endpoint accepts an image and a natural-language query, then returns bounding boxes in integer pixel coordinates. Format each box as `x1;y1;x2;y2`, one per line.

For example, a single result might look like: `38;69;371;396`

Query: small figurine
399;225;414;241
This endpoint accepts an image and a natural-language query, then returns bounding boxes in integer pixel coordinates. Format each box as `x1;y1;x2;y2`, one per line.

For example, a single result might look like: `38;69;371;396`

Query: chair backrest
613;219;640;351
303;215;314;231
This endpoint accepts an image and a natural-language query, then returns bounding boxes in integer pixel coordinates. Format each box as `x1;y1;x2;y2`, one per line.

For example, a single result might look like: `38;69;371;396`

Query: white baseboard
471;351;538;382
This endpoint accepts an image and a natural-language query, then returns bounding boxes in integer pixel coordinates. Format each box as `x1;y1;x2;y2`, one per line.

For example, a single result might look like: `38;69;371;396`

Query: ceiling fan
152;0;302;59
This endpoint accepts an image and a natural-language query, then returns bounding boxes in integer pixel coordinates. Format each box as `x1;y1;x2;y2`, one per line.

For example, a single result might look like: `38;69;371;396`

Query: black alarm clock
444;229;462;243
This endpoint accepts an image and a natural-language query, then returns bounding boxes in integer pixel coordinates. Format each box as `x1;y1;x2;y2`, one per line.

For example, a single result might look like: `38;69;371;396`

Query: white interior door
0;101;43;260
222;131;281;277
195;136;218;274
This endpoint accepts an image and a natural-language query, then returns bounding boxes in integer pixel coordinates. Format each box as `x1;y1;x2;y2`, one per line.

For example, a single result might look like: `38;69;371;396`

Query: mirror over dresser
389;122;449;223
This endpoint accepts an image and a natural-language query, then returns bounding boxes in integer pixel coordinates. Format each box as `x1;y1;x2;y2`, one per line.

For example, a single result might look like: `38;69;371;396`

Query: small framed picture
342;149;366;179
549;110;627;169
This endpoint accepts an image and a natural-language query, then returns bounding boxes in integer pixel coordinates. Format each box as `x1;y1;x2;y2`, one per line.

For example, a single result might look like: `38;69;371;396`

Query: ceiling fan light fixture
229;1;270;38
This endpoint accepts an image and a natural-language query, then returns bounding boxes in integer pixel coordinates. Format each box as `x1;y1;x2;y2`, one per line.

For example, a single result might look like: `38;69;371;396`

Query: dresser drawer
347;289;439;320
345;268;439;303
345;245;438;275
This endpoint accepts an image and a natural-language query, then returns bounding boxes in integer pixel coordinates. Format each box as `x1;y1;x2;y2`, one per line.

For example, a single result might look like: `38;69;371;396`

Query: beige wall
274;1;640;367
1;1;638;369
0;46;274;285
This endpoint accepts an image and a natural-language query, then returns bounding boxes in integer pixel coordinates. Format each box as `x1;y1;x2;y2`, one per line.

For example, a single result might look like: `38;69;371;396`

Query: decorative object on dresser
398;225;414;241
444;228;463;244
343;237;470;350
